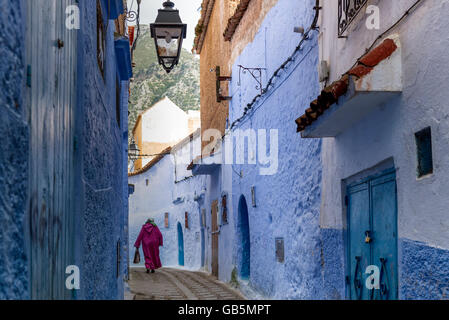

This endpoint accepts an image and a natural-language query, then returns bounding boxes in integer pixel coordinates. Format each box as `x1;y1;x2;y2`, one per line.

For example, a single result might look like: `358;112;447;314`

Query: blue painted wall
0;0;29;300
0;0;129;299
75;0;127;300
227;0;323;299
400;239;449;300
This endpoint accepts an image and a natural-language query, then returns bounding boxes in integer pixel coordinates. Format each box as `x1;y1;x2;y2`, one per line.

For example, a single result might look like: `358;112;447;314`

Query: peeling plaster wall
319;0;449;299
0;0;29;300
226;0;324;299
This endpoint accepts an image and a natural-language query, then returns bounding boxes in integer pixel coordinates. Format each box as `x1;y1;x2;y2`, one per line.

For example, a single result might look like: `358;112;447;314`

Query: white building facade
296;0;449;300
131;97;200;170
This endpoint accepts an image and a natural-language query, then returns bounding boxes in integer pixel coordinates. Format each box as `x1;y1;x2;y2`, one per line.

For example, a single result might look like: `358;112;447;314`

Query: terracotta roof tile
193;0;215;53
348;64;373;78
128;146;172;177
359;38;397;67
223;0;252;41
295;38;398;133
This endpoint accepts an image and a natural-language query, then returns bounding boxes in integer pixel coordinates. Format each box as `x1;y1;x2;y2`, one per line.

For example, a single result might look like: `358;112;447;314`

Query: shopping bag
133;249;140;264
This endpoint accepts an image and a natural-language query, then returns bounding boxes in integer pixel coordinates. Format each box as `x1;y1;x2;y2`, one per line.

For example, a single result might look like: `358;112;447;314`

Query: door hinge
345;195;349;206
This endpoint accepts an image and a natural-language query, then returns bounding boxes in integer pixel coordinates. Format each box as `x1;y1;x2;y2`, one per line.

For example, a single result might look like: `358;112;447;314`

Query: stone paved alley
127;268;245;300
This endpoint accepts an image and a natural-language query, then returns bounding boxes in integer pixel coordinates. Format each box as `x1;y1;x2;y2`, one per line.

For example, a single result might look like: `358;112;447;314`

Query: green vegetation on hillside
128;25;200;135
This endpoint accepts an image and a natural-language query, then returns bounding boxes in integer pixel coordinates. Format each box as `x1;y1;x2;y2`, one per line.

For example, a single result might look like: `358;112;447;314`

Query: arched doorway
238;195;250;279
177;222;184;266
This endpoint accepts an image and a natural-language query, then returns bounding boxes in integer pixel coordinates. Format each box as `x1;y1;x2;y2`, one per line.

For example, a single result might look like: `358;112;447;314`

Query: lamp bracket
238;65;266;95
216;66;232;103
125;0;140;22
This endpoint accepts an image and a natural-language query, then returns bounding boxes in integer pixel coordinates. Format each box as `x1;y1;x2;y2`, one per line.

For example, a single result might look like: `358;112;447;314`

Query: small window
146;179;149;186
415;127;433;177
164;213;169;228
185;212;189;229
221;195;228;224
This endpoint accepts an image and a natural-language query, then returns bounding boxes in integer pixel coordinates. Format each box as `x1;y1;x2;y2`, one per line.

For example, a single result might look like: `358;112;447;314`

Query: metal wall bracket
216;66;232;103
238;65;266;95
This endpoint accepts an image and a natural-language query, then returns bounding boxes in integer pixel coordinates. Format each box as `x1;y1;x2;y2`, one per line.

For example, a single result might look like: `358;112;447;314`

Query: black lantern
129;139;140;162
150;1;187;73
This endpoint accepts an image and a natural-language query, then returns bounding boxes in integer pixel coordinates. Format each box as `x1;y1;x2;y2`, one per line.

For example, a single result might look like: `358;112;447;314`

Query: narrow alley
127;268;244;300
1;0;449;304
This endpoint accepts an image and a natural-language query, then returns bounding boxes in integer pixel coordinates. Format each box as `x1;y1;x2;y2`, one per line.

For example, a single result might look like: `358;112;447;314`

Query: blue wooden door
177;222;184;266
347;182;371;300
26;0;78;299
371;172;398;300
347;169;398;300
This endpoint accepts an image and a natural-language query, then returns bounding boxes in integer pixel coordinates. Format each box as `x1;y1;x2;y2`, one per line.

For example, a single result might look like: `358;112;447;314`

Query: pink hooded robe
134;223;163;270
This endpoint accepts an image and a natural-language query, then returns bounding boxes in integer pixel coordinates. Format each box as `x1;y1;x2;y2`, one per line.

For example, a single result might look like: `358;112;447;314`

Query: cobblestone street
127;268;246;300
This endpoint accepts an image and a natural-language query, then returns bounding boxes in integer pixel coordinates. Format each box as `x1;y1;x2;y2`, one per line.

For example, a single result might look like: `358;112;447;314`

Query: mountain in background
128;25;200;136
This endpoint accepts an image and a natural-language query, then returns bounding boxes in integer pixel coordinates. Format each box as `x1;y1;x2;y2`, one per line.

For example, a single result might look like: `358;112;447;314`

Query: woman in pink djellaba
134;218;163;273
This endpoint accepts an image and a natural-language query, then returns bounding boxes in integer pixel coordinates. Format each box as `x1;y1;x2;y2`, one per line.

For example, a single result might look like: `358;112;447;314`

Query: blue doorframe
238;196;250;279
177;222;184;266
346;168;398;300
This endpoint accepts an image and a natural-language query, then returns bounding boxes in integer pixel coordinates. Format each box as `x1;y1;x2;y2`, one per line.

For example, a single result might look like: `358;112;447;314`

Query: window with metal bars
338;0;368;38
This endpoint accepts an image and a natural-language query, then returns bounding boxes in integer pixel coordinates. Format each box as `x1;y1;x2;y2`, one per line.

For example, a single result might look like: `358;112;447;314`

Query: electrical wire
225;0;321;135
346;0;424;76
225;0;424;136
130;0;426;166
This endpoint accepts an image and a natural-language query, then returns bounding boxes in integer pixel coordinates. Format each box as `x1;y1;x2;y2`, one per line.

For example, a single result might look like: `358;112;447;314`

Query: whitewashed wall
319;0;449;248
129;137;206;270
318;0;449;299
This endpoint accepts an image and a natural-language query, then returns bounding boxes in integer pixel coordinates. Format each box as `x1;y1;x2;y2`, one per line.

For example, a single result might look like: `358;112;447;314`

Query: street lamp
129;139;140;162
150;1;187;73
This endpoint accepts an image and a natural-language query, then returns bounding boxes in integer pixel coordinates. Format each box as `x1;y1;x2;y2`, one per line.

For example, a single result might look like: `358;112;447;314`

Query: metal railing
338;0;368;37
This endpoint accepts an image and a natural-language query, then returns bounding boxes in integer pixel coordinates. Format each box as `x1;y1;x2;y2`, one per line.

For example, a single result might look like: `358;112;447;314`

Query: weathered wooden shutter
165;212;169;228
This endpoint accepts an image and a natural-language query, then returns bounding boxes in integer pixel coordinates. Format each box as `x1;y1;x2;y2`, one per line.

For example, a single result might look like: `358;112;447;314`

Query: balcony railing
338;0;368;37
